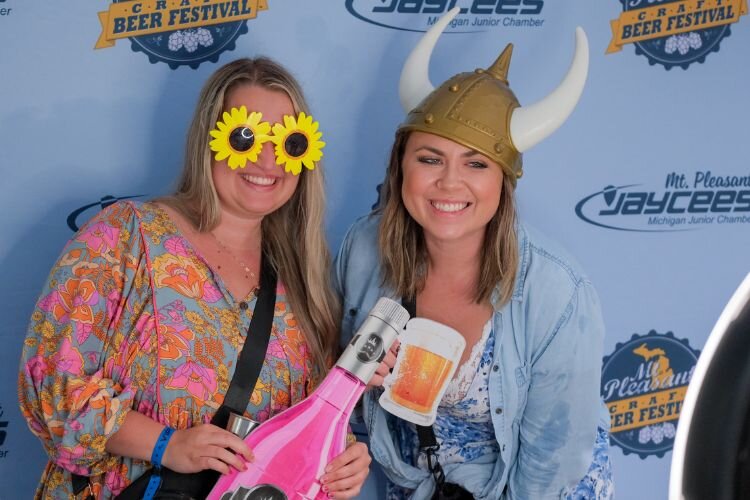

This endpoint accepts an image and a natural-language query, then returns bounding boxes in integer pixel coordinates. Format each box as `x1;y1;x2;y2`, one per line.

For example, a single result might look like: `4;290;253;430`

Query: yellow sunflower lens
208;107;273;169
266;112;324;175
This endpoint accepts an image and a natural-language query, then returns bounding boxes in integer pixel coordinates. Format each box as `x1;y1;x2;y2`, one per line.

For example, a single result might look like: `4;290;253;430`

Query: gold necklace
211;232;259;280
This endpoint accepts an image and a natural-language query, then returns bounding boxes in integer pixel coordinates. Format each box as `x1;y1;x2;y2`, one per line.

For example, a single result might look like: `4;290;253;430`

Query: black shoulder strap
211;251;278;428
401;294;447;490
402;294;416;319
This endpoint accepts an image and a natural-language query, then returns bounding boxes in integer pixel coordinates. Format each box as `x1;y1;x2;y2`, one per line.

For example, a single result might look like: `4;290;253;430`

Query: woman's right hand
162;423;254;475
367;340;400;389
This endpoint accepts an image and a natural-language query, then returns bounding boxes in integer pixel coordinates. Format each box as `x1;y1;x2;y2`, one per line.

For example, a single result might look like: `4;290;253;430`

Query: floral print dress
18;201;315;499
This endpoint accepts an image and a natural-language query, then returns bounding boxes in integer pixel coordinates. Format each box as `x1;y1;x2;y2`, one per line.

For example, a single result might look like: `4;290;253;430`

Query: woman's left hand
320;441;371;499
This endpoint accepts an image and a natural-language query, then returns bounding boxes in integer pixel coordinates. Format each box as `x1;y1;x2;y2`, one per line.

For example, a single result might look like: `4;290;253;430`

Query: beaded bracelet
143;426;175;500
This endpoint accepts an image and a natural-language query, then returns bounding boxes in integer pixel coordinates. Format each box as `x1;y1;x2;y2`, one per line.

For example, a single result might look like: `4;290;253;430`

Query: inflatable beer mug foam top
380;318;466;426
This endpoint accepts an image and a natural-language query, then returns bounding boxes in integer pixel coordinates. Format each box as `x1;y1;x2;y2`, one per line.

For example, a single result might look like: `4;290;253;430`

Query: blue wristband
150;426;175;469
143;473;163;500
143;427;175;500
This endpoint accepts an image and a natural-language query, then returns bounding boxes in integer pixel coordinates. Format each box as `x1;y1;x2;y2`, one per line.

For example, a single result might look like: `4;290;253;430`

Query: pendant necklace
211;232;259;281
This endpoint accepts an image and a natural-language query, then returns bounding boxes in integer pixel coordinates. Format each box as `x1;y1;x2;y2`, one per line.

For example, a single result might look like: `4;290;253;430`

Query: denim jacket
334;214;606;499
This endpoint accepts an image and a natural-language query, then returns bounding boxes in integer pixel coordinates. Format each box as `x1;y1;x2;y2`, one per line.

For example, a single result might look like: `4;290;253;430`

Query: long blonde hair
161;58;339;380
377;130;518;307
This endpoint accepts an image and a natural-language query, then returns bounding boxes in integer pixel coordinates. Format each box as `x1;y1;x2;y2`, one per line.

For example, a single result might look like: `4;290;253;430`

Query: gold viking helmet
398;8;589;185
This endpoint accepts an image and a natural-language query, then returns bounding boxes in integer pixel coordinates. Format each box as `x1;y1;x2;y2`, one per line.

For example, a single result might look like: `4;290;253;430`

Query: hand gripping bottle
208;297;410;500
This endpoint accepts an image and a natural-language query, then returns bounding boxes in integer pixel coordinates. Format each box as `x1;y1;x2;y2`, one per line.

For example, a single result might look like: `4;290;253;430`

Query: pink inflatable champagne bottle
208;297;409;500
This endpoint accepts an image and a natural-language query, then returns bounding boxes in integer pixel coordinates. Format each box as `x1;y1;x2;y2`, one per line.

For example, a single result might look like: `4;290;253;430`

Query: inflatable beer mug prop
380;318;466;425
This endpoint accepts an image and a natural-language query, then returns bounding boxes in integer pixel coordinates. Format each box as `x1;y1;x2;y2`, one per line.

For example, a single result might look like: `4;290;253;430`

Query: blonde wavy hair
377;130;519;307
161;57;339;380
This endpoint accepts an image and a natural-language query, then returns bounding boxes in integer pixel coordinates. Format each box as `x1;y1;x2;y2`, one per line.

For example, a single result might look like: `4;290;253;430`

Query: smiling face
211;84;301;222
401;131;504;247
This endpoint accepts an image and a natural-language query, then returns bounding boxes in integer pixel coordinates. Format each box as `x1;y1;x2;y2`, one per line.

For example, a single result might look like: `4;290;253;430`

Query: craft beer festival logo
601;331;699;458
95;0;270;68
607;0;747;69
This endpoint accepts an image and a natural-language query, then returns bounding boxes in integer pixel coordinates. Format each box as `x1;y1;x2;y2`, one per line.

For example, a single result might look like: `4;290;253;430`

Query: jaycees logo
346;0;545;33
606;0;747;69
95;0;270;69
602;331;699;458
575;170;750;232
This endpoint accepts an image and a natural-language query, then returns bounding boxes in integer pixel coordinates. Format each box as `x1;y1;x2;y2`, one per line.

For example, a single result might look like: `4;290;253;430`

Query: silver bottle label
355;333;385;364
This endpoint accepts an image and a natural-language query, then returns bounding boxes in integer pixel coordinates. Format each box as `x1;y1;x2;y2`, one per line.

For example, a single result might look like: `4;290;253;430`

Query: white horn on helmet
509;27;589;153
398;7;460;113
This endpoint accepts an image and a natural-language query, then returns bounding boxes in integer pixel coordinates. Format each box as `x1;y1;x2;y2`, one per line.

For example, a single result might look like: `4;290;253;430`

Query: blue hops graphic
618;0;734;70
167;28;214;52
601;330;700;459
632;24;730;70
129;22;248;69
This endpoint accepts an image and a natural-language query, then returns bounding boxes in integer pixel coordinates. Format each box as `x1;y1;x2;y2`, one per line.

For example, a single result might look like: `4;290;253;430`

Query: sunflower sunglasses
209;105;325;175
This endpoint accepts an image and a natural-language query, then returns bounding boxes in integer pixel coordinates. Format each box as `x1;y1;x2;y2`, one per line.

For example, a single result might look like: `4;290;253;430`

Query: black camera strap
73;253;278;499
401;295;447;491
416;423;447;489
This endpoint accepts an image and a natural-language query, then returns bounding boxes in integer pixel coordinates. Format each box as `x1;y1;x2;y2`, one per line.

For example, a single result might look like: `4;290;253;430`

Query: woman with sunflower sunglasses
18;58;371;499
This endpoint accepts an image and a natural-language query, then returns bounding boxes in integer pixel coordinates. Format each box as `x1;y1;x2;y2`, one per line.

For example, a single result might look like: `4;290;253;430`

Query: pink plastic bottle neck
313;366;365;414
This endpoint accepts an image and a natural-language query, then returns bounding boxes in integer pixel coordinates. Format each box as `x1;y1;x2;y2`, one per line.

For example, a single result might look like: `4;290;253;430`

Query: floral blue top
386;321;613;500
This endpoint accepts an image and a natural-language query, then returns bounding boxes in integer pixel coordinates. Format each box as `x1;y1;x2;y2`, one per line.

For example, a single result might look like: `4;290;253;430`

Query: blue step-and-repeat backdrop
1;0;748;497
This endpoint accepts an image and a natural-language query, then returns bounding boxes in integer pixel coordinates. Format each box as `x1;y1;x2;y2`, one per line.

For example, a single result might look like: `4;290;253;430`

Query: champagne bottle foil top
369;297;410;333
335;297;410;383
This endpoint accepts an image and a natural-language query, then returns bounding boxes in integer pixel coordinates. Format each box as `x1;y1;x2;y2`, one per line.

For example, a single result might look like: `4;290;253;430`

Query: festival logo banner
602;331;700;458
575;170;750;232
96;0;269;69
607;0;747;69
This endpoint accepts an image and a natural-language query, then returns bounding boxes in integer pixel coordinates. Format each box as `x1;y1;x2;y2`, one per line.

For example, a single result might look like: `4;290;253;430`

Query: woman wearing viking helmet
335;8;613;499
